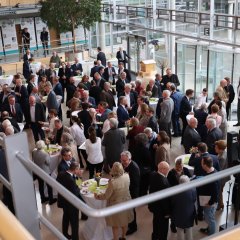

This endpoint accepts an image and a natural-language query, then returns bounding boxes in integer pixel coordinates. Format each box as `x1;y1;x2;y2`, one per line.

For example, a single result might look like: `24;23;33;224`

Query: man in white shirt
195;88;208;109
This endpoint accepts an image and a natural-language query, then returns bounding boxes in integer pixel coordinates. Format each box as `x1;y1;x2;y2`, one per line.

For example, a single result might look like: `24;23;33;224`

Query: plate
80;189;90;195
100;178;109;186
42;127;49;131
81;180;93;187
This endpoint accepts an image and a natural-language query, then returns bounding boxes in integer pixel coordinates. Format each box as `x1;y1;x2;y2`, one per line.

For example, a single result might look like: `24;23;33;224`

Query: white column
228;1;234;41
168;0;176;72
210;0;214;40
98;13;106;51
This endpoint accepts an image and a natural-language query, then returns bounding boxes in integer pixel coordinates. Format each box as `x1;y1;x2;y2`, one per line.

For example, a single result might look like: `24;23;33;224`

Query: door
15;24;23;55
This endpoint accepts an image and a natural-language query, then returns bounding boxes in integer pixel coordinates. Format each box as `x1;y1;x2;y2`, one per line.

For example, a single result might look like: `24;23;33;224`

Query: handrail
15;150;240;218
0;173;11;190
0;201;35;240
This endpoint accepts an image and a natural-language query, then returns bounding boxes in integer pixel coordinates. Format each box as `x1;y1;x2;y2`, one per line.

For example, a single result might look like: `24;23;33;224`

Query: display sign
60;31;73;45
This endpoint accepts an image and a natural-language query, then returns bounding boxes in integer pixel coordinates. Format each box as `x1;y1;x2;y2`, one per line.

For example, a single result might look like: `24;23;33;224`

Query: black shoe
81;214;88;221
233;123;240;126
170;224;177;233
200;227;209;234
41;197;49;204
64;233;72;239
49;198;57;205
126;227;137;235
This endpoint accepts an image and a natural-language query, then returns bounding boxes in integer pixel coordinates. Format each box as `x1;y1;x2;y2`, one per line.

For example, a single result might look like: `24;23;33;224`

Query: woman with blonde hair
95;162;133;240
136;103;150;128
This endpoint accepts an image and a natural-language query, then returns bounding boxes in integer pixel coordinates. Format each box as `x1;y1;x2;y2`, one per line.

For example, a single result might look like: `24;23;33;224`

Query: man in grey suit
45;81;58;112
102;118;126;173
183;117;201;154
159;90;174;141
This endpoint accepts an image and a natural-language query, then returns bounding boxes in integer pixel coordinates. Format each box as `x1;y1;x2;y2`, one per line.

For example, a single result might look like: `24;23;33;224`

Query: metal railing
1;132;240;239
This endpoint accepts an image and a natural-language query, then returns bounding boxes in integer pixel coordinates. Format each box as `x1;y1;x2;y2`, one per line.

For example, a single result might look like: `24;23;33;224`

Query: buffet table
175;154;194;176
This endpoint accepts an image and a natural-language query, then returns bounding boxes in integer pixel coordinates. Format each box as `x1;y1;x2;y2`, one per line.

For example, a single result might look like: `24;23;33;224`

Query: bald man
25;95;46;141
183;117;201;154
148;161;171;240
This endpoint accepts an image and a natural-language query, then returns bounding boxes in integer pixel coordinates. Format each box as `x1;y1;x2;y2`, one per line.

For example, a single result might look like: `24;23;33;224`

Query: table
80;179;113;240
0;75;13;85
149;98;159;113
30;62;41;74
73;76;82;87
175;154;194;176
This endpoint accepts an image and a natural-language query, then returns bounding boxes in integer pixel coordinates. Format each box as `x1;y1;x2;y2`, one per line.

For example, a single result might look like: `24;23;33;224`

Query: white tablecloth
73;76;82;87
0;75;13;85
30;62;41;74
175;154;194;176
149;98;159;113
81;181;113;240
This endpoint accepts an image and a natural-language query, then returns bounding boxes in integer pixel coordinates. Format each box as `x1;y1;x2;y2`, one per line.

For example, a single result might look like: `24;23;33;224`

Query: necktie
12;105;15;116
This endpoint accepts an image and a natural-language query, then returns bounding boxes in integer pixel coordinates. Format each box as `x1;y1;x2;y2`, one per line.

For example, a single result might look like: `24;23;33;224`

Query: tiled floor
38;122;239;240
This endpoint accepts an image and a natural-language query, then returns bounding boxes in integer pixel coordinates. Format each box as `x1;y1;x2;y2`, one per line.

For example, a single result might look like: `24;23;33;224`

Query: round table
149;98;159;113
80;179;113;240
73;76;82;87
175;154;194;176
30;62;41;74
0;75;13;85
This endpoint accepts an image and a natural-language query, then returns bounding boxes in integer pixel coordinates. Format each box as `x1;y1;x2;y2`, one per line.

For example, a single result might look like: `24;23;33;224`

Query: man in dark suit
40;27;49;55
116;46;131;68
225;77;235;120
183;117;201;154
103;61;116;84
117;96;130;128
119;83;135;108
90;61;99;79
45;81;59;112
100;82;116;110
121;151;140;235
81;90;96;108
71;58;83;76
89;80;102;106
205;118;223;155
22;28;30;51
66;77;77;105
116;72;129;97
161;68;180;91
58;147;76;173
56;161;81;240
170;84;183;137
23;49;33;62
25;96;46;141
0;84;12;111
146;79;159;98
155;73;162;98
147;107;158;133
23;58;33;82
97;47;106;66
52;77;63;119
189;142;220;220
179;89;194;141
27;74;37;95
36;64;47;83
4;94;23;123
148;161;171;240
118;62;131;82
94;72;106;90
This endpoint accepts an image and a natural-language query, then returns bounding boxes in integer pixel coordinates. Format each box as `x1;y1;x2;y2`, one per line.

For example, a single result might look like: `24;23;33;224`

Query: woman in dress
70;116;87;169
154;131;171;166
85;126;103;178
215;100;228;140
136;103;150;128
207;104;222;128
95;162;133;240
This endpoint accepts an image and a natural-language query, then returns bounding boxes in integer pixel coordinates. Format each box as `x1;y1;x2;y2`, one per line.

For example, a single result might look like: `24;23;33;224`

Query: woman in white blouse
85;126;103;179
70;116;87;168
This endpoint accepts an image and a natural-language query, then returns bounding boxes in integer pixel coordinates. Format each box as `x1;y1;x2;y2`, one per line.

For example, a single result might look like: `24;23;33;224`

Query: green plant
40;0;101;52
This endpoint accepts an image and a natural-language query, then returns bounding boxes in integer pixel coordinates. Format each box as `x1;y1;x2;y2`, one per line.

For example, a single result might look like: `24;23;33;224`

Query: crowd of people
0;46;238;240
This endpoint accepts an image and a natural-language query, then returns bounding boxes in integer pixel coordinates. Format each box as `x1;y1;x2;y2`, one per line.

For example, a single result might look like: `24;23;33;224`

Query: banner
75;26;88;44
60;31;73;45
0;19;18;54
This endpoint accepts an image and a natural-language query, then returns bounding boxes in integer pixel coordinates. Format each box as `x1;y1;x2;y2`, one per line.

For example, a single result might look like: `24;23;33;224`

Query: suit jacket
81;96;96;108
90;65;99;78
148;172;171;214
14;85;29;107
56;171;80;208
89;85;101;105
117;105;129;128
71;63;83;76
179;96;191;119
146;84;159;98
171;91;183;116
103;67;116;82
40;31;48;42
65;66;73;79
118;69;131;82
189;152;220;176
206;127;223;154
124;161;140;199
0;92;12;111
227;84;235;104
116;79;125;96
100;90;116;110
25;102;46;125
23;61;32;81
53;82;63;97
5;103;23;123
78;110;92;138
66;84;77;104
162;74;180;90
116;50;130;63
27;81;36;95
32;149;51;174
23;53;33;63
58;159;72;173
37;68;47;83
183;126;201;154
102;128;126;164
97;52;107;66
46;91;58;111
45;69;57;83
147;116;158;133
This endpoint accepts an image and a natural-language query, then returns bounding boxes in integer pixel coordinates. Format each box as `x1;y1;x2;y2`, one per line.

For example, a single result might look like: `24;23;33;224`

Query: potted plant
40;0;101;59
